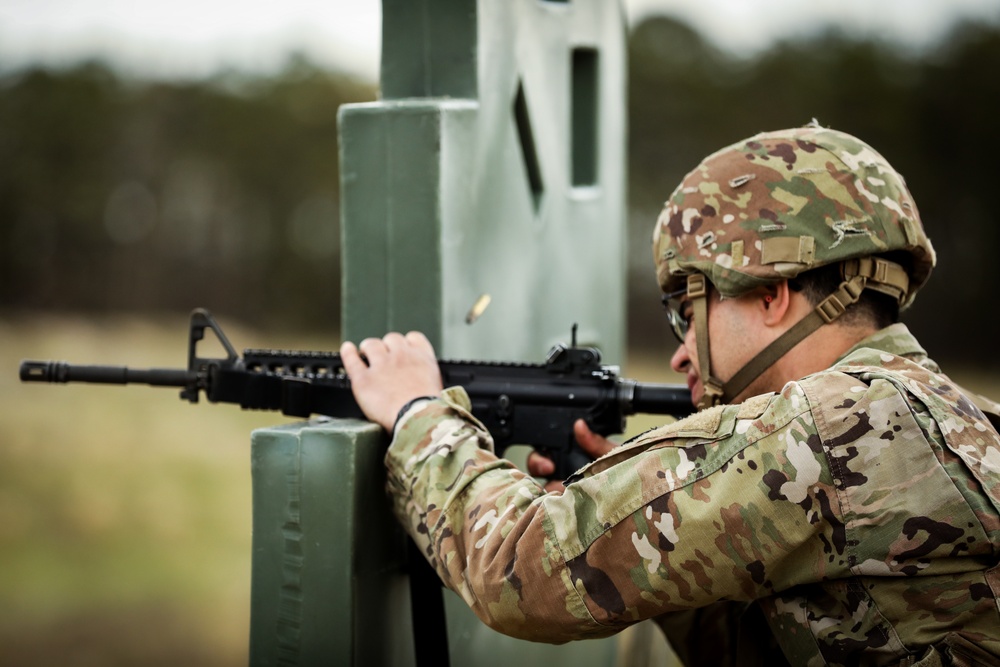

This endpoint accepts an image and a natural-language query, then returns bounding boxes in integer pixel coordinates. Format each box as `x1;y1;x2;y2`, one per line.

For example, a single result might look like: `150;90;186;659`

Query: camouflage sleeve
385;382;851;643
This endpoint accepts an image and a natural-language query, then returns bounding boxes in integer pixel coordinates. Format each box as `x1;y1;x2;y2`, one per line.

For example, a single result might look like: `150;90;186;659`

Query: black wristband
392;395;437;435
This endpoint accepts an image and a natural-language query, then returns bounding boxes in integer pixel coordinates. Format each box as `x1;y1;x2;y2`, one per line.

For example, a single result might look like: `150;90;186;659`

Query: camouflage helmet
652;124;936;309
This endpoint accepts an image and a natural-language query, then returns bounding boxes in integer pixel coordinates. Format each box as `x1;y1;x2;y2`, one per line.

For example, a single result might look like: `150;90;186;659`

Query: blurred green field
0;312;335;666
1;312;996;665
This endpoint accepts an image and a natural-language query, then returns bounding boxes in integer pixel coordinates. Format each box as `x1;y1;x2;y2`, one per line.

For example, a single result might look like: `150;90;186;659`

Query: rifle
19;309;692;478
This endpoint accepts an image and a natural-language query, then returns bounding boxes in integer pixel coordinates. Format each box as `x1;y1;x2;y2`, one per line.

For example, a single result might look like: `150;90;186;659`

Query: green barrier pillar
249;1;646;665
342;0;627;359
249;420;413;665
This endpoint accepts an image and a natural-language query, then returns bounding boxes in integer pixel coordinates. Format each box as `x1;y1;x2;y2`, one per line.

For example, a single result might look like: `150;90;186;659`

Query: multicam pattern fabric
386;324;1000;666
651;125;936;308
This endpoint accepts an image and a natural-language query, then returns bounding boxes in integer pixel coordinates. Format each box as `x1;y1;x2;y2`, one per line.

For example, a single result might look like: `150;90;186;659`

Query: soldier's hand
340;332;444;432
527;419;615;493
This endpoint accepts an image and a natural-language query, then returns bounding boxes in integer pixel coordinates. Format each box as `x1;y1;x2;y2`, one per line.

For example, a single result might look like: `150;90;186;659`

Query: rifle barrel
20;361;192;387
630;382;692;416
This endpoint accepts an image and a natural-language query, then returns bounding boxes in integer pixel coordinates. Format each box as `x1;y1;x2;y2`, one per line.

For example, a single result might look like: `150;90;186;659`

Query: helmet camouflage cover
652;124;936;308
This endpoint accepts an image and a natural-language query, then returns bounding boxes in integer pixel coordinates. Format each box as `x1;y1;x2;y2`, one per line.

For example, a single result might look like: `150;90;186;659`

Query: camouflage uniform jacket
386;324;1000;666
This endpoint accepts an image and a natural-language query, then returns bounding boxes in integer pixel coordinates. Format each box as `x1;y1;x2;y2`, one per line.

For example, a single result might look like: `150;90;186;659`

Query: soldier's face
669;288;769;405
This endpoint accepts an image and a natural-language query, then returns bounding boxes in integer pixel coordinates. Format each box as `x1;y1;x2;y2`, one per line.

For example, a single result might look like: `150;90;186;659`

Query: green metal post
342;0;628;360
249;421;414;666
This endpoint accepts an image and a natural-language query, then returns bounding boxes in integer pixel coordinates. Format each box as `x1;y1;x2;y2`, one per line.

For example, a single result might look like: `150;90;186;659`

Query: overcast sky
2;0;999;80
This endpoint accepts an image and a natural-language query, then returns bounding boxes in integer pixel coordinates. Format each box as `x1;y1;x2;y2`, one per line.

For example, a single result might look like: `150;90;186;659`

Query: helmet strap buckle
842;257;910;303
816;277;865;323
699;381;726;410
686;273;708;300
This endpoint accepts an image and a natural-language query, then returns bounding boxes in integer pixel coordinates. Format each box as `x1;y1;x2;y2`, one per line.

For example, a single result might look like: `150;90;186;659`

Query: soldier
340;124;1000;665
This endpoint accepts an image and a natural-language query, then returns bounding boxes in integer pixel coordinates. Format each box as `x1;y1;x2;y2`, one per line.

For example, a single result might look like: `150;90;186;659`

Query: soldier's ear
761;282;793;327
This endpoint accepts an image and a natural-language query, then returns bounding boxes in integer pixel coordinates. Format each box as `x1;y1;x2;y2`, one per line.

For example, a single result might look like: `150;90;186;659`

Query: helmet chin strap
687;257;909;409
686;274;726;410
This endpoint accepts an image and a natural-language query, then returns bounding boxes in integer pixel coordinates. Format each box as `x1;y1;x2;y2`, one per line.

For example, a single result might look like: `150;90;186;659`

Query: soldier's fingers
573;419;615;459
406;331;437;362
526;451;555;477
357;337;387;366
381;331;407;352
404;331;435;356
339;341;368;377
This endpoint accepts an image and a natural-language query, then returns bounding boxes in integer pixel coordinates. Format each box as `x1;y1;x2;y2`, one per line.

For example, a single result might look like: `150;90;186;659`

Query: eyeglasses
661;288;691;344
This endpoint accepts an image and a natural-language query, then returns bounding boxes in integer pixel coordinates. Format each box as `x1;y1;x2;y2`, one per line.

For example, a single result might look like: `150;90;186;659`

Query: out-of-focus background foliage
0;56;374;333
2;6;999;666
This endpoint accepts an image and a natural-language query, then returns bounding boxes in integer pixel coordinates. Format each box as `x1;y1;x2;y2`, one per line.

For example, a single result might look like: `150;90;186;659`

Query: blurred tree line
0;55;374;332
1;17;997;368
